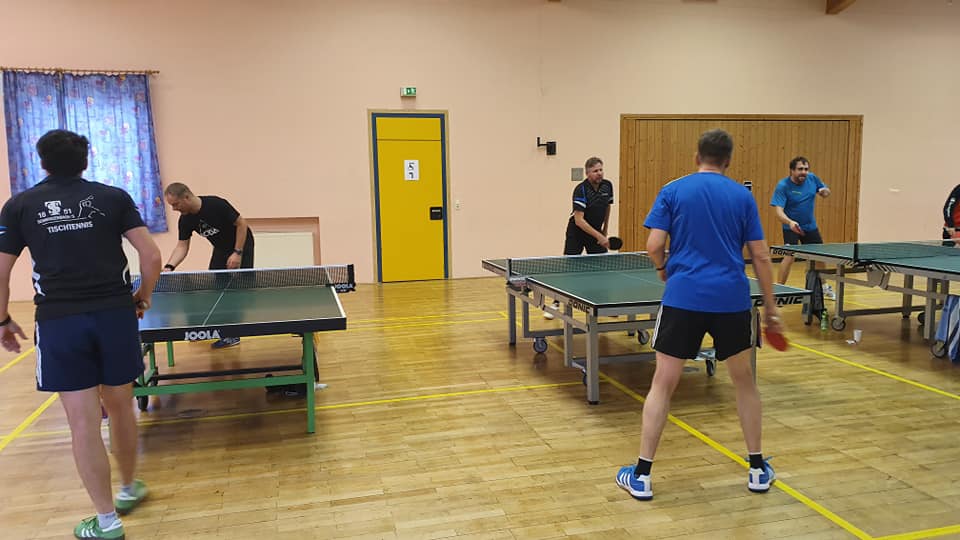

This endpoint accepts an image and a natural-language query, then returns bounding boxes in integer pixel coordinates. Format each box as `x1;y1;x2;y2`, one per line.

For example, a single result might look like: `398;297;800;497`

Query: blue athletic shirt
770;173;826;231
644;171;765;313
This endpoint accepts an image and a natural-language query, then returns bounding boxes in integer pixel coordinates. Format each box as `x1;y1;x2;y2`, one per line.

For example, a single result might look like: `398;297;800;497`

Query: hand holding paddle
763;309;789;351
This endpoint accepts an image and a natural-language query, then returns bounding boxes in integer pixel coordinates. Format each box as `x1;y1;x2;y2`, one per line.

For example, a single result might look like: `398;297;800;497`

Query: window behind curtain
2;71;167;232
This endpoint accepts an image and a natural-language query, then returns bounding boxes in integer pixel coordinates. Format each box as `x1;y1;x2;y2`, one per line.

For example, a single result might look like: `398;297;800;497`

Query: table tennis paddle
608;236;623;250
764;328;789;351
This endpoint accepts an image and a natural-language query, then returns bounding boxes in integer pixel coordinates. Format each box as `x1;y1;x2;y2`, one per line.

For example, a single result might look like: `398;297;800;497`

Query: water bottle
820;309;829;331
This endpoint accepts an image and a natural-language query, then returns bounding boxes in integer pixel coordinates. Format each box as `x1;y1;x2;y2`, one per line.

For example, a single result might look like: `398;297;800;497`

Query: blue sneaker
616;465;653;500
211;337;240;349
748;458;776;493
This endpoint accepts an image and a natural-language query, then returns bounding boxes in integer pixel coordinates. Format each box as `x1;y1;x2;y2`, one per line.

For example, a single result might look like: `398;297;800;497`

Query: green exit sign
401;86;417;97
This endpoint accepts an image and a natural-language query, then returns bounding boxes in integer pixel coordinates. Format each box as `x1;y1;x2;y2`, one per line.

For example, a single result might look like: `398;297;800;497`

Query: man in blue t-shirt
615;129;784;502
770;157;831;285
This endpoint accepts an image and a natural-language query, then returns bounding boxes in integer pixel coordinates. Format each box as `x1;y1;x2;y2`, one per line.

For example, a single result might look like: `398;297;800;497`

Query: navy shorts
35;306;144;392
652;305;753;360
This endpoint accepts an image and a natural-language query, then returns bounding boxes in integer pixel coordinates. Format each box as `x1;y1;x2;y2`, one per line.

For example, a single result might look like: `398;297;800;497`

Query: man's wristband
656;266;666;271
163;264;176;271
0;314;11;327
232;248;243;255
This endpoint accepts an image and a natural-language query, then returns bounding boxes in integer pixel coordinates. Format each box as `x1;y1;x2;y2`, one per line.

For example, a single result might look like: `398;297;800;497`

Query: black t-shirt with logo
0;175;146;320
566;179;614;235
177;196;254;254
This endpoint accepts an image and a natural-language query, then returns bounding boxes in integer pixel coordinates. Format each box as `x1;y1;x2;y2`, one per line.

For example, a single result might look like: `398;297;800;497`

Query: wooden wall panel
618;115;863;252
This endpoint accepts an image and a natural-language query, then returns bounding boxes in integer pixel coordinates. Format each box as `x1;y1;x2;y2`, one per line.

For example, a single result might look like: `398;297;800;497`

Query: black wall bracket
537;136;557;156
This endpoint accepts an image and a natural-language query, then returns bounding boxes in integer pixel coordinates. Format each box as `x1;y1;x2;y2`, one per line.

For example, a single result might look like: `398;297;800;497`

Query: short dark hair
697;129;733;165
584;157;603;170
164;182;193;198
36;129;89;176
789;156;809;170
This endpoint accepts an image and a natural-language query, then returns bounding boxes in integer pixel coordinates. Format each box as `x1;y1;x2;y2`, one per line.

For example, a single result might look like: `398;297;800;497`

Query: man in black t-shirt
544;157;615;319
162;182;254;348
0;130;161;539
565;157;614;255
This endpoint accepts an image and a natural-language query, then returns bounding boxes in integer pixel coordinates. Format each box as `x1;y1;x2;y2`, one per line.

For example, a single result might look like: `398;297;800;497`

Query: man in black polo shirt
162;182;254;348
0;129;161;539
545;156;615;319
565;156;614;255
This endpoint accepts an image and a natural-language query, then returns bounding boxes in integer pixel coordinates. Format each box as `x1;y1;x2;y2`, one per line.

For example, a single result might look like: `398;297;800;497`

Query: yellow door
372;113;448;282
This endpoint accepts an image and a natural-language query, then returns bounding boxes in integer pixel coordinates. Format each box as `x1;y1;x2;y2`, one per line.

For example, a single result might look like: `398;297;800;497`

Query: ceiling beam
826;0;857;14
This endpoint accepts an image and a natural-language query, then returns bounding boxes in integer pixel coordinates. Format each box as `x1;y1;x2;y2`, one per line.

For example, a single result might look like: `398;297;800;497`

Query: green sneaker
74;516;124;539
114;479;148;515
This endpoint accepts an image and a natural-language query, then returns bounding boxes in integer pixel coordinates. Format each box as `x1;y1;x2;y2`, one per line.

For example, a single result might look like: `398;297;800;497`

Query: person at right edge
615;128;785;501
942;183;960;246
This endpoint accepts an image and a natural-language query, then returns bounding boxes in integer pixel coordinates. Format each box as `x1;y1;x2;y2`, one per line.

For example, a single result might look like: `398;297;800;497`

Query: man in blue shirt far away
770;157;831;287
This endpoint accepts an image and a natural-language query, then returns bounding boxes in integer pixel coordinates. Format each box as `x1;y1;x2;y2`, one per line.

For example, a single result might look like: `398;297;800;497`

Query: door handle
429;206;443;220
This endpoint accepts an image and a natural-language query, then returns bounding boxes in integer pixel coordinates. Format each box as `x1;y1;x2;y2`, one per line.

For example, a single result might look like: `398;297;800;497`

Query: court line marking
2;381;581;446
4;320;954;538
0;393;59;453
350;310;505;323
346;316;506;331
598;370;873;540
514;312;960;539
791;342;960;402
875;524;960;540
534;334;871;539
0;346;35;375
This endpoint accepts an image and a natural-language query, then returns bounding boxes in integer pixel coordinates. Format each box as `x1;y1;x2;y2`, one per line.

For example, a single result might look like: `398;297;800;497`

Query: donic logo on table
185;329;221;341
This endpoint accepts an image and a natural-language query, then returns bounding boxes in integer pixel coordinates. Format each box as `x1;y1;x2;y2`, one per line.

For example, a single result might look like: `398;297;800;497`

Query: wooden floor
2;273;960;539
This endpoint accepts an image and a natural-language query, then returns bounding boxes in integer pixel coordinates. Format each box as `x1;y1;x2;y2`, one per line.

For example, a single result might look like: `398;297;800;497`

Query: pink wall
2;0;959;301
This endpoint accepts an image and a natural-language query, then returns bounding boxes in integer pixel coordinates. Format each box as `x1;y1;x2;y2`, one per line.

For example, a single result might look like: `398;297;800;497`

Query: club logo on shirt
44;201;62;215
37;195;107;233
198;220;220;237
78;196;105;219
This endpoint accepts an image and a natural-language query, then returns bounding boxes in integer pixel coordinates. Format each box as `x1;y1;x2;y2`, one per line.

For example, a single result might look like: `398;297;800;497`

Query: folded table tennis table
483;253;809;404
136;265;355;433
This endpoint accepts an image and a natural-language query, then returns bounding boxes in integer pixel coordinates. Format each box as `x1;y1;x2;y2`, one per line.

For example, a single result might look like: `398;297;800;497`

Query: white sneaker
543;301;559;320
824;285;836;300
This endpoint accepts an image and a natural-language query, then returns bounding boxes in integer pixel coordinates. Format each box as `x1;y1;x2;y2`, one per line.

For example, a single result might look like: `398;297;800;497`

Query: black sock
748;453;764;469
634;457;653;476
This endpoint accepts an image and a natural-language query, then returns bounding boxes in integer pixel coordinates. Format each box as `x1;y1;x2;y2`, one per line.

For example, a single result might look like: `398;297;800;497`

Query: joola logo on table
185;329;221;341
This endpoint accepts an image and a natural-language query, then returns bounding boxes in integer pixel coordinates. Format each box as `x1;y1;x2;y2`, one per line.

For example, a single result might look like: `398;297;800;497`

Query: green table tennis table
771;241;955;351
483;253;809;404
136;265;355;433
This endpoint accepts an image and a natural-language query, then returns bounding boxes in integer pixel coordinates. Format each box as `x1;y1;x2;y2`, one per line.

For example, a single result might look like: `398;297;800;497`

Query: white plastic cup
853;329;863;343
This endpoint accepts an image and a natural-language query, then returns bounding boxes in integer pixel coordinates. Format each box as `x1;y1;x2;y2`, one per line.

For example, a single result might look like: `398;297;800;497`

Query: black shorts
782;227;823;245
563;231;607;255
209;243;255;270
35;306;144;392
652;305;753;360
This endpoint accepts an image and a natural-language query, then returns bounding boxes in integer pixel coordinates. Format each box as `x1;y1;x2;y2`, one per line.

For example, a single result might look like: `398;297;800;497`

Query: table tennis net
506;253;654;277
852;241;960;262
135;265;356;293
